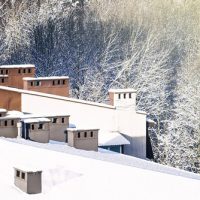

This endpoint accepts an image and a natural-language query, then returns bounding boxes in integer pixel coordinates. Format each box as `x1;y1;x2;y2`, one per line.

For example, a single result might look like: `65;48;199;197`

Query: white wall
21;91;146;158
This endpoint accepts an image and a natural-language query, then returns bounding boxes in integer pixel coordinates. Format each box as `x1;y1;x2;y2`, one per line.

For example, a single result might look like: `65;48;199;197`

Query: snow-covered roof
14;165;42;173
98;130;130;146
0;111;24;119
0;75;8;78
23;76;69;81
0;108;7;113
67;128;99;132
23;118;51;123
0;64;35;69
147;118;156;124
108;88;137;93
136;110;147;115
0;86;115;109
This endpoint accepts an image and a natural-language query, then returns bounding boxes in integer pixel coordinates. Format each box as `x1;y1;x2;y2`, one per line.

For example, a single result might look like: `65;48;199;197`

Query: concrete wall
23;78;69;97
49;117;69;142
14;169;42;194
28;123;50;143
0;89;21;111
68;130;98;151
0;119;19;138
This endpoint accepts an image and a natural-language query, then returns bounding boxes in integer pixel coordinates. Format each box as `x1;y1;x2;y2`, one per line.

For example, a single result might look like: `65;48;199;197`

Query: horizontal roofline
23;76;69;81
0;86;115;110
67;128;99;132
109;88;137;93
0;64;35;69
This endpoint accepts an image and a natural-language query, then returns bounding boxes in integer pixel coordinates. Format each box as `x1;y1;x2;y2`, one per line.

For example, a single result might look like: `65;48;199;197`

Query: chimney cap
108;88;137;93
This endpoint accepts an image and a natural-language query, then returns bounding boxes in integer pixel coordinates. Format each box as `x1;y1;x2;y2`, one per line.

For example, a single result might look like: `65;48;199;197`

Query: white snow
1;138;200;196
109;88;137;93
23;118;51;123
0;108;7;113
0;64;35;69
0;138;200;200
23;76;69;81
99;130;130;146
0;75;8;77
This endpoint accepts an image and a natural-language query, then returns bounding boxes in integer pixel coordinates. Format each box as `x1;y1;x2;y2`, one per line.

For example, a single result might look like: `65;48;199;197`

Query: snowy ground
0;138;200;200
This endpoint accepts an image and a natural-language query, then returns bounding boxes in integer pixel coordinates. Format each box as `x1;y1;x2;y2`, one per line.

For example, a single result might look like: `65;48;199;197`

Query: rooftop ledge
0;64;35;69
109;88;137;93
23;76;69;81
0;86;115;110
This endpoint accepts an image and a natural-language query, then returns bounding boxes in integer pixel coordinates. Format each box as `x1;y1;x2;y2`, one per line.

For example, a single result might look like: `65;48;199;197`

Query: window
28;68;31;73
4;121;7;126
118;93;121;99
124;93;126;99
11;120;14;126
84;132;87;138
35;81;40;86
58;80;60;85
78;132;80;138
52;118;57;123
1;70;3;74
5;70;8;74
18;69;21;74
38;124;43;130
90;131;93;137
52;80;55;85
61;118;65;123
62;80;65;85
31;82;33;86
1;78;4;83
21;172;25;179
129;93;132;98
31;124;34;130
23;69;26;73
0;114;2;117
16;170;20;177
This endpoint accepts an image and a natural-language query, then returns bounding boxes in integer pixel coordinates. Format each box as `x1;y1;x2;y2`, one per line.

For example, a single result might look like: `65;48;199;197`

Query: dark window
23;69;26;73
31;82;33;86
38;124;43;129
35;81;40;86
61;118;65;123
52;118;57;123
84;132;87;137
78;132;80;138
18;69;21;74
28;68;31;73
4;121;7;126
21;172;25;179
90;131;93;137
0;114;2;117
31;124;34;130
53;80;55;85
16;170;20;177
58;80;60;85
5;70;8;74
118;93;121;99
2;78;4;83
1;70;3;74
63;80;65;85
124;93;126;99
129;93;132;98
11;120;14;126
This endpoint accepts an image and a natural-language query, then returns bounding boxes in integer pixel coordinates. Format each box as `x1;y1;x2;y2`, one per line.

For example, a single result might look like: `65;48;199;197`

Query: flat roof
67;128;99;132
0;108;7;113
23;118;51;123
23;76;69;81
0;86;115;110
0;64;35;69
0;75;8;78
109;88;137;93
